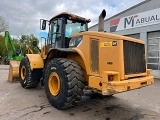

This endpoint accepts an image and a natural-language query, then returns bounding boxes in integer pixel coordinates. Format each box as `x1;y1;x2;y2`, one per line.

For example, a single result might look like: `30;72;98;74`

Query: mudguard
26;54;44;70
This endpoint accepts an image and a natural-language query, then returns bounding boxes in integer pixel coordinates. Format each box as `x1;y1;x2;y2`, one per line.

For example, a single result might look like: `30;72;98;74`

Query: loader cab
40;12;91;50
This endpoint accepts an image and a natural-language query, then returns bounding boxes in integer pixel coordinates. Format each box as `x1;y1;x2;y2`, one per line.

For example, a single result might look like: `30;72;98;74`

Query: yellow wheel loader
19;10;154;109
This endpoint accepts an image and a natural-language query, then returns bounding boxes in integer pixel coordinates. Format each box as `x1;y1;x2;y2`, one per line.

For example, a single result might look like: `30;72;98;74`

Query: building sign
110;8;160;32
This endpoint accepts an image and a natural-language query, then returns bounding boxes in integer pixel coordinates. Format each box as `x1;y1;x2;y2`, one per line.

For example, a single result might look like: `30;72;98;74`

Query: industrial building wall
90;0;160;41
89;0;160;77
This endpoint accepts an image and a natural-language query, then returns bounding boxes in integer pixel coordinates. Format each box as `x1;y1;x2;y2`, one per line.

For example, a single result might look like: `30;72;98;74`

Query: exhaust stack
98;9;106;32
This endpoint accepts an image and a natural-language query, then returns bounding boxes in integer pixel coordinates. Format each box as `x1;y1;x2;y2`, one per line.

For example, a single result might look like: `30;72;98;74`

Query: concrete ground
0;65;160;120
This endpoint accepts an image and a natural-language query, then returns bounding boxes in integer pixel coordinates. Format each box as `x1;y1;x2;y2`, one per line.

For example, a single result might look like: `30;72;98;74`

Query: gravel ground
0;65;160;120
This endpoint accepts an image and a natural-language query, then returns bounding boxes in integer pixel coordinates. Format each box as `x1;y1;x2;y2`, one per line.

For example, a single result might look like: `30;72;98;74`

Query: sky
0;0;144;39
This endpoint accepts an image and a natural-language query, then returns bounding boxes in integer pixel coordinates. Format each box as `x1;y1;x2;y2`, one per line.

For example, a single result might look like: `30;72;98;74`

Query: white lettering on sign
110;8;160;32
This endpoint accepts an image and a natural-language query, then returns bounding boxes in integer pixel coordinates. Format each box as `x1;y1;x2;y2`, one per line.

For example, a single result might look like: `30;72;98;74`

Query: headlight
69;36;83;47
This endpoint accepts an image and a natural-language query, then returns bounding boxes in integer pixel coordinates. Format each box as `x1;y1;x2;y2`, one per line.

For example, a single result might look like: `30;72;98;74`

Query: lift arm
26;45;34;54
5;31;16;53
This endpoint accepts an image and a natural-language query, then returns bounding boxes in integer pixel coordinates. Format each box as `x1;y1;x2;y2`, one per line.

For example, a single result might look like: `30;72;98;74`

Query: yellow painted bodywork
88;70;154;95
26;54;44;70
104;76;154;95
68;31;154;95
70;31;144;77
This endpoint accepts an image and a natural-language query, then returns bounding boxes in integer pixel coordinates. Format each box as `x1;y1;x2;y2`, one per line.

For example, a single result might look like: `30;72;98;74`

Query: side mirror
40;19;47;30
33;41;38;47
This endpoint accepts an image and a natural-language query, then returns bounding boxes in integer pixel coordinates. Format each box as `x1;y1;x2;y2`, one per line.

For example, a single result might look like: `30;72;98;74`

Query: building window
147;31;160;70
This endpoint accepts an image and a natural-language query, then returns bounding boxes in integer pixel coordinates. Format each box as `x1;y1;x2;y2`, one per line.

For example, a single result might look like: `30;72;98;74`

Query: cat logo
112;41;117;46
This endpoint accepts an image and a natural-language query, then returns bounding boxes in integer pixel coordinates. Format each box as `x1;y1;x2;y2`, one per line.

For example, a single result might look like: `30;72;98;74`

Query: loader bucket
8;60;20;82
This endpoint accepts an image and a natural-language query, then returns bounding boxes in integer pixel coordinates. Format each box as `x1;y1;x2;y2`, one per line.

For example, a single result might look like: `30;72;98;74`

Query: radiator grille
91;40;99;72
123;40;146;75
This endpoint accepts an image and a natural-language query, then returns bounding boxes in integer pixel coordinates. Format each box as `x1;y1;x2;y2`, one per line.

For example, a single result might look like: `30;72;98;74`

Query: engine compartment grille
123;40;146;75
91;40;99;72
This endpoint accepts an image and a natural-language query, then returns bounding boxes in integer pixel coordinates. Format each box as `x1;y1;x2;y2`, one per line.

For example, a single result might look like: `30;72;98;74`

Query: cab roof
50;12;91;23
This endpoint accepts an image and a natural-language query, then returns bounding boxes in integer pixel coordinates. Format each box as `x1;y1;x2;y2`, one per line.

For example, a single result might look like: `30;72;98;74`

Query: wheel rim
21;66;26;80
49;72;60;96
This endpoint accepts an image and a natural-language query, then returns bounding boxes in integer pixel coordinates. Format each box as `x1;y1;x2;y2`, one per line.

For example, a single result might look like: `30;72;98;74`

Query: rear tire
44;58;85;109
19;57;41;88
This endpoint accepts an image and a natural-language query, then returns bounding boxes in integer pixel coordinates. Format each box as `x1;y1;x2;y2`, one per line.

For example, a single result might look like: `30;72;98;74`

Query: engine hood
69;31;144;44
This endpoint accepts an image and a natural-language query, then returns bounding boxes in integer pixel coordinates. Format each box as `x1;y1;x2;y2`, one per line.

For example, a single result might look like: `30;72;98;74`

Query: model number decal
100;41;117;47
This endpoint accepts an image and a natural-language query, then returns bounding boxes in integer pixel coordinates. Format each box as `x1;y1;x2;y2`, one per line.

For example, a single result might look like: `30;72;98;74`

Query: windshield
65;20;87;37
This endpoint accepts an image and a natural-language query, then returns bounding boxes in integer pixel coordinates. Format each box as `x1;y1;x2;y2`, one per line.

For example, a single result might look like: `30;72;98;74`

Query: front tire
44;58;85;109
19;57;41;88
